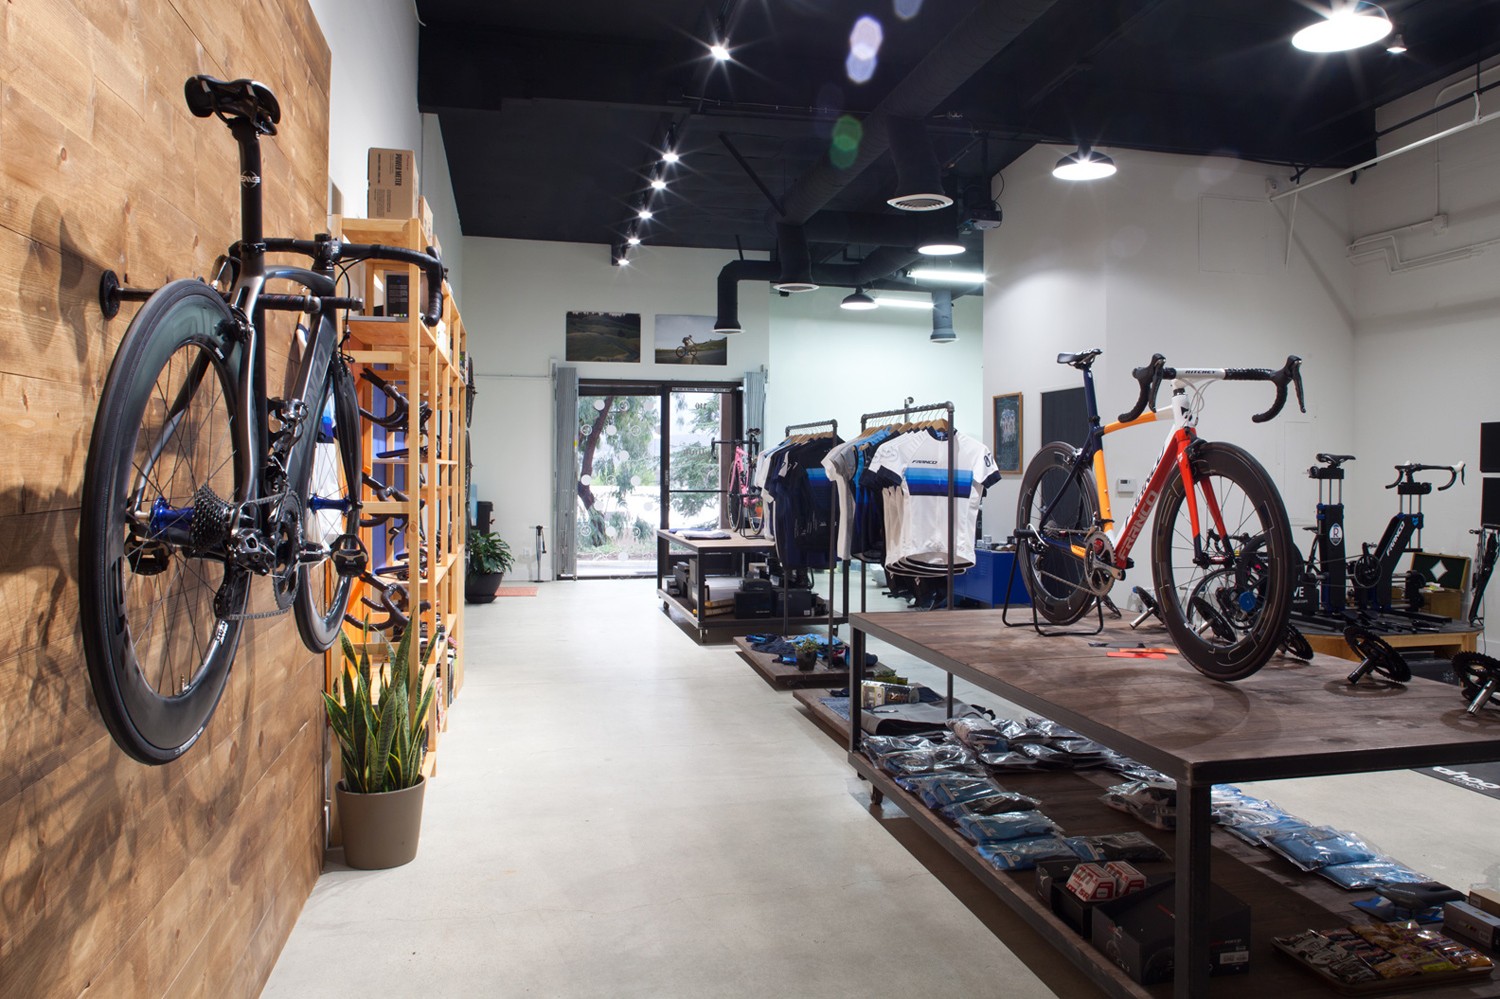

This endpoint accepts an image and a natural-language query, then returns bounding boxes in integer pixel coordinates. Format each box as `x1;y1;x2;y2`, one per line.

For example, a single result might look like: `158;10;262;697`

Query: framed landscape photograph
993;392;1023;474
565;311;641;362
654;314;727;365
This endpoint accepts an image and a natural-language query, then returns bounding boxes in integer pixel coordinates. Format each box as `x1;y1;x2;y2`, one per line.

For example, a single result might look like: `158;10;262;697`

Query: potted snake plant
324;623;439;869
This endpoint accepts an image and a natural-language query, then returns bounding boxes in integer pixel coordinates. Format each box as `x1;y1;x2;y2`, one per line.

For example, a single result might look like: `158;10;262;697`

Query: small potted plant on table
324;624;439;869
466;530;514;603
794;636;821;671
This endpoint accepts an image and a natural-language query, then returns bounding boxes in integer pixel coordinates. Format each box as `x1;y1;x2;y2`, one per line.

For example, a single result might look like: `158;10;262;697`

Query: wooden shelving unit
329;215;467;770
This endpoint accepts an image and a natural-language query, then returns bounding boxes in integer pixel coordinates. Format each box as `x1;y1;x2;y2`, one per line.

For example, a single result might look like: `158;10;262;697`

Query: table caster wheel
1343;625;1411;685
870;787;885;806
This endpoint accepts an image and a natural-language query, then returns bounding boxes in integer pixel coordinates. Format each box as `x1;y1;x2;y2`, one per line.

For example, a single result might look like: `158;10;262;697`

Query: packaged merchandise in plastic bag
879;741;978;778
916;775;1008;810
939;791;1043;822
1101;779;1177;830
977;835;1077;871
978;749;1049;772
861;734;934;764
1064;832;1170;863
955;810;1061;845
1320;860;1431;890
1262;825;1378;872
948;715;1007;753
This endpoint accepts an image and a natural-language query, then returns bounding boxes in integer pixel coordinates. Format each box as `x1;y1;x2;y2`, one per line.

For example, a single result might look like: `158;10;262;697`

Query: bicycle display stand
1000;530;1105;637
336;214;468;766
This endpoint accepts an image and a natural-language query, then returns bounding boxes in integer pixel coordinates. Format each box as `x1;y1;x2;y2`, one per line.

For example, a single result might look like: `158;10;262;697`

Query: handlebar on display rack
1386;462;1466;490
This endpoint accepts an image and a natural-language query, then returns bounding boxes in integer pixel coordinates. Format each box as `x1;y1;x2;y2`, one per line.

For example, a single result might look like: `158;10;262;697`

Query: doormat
493;586;538;597
1408;656;1500;800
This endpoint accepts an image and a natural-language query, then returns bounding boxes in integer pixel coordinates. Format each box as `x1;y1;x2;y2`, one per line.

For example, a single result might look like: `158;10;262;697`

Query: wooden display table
732;637;846;690
848;611;1500;999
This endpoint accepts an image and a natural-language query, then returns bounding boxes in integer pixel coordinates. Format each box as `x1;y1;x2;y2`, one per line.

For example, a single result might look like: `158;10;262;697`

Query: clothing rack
778;418;842;645
858;398;958;614
856;397;958;723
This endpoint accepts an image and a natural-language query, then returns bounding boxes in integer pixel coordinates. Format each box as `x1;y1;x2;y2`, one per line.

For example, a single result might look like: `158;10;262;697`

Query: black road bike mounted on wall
81;77;446;764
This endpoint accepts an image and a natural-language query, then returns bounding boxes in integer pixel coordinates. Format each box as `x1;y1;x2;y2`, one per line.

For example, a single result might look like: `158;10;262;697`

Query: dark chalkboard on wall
1041;387;1089;448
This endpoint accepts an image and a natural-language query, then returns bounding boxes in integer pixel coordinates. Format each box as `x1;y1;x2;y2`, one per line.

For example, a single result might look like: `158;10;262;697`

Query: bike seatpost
228;118;265;279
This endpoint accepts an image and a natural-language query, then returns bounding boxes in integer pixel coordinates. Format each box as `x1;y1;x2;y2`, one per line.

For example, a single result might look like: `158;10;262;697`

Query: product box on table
1469;887;1500;918
733;589;774;618
1067;864;1118;902
1091;880;1251;985
1444;901;1500;950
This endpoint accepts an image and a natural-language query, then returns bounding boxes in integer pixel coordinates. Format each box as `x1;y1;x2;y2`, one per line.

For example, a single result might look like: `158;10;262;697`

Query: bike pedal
330;533;368;577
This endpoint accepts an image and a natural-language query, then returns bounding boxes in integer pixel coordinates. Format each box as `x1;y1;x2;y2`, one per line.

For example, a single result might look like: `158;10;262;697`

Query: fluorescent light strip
908;268;986;283
871;296;933;310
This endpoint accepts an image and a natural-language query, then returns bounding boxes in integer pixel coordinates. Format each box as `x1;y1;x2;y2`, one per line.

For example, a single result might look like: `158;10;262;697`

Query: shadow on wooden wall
0;0;332;994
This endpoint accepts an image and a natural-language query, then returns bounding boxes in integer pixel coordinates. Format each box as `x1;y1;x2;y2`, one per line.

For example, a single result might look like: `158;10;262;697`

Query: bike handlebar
1116;354;1305;424
263;237;447;327
1386;462;1465;490
1118;353;1168;423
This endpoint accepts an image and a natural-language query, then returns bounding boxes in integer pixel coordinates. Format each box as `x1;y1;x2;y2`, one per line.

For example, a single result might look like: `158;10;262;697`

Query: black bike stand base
999;550;1105;637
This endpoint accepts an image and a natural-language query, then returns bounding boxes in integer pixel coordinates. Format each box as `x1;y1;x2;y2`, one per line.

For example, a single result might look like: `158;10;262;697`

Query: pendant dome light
840;288;877;311
1291;2;1392;53
1052;144;1116;181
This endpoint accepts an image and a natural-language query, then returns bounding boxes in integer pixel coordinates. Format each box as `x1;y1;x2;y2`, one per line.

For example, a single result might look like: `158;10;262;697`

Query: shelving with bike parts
331;213;470;766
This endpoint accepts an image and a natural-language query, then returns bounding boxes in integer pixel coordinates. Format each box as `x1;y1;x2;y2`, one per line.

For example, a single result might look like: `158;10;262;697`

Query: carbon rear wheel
293;353;361;651
1015;442;1100;625
79;281;248;764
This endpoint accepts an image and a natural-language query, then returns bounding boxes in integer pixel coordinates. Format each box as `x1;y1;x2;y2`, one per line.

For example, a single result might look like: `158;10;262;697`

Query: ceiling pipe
801;206;961;248
713;259;972;333
929;289;956;344
778;0;1059;226
772;223;818;292
886;117;953;211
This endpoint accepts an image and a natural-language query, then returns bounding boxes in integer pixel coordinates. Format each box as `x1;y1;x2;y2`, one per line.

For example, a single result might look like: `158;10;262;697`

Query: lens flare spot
830;114;863;168
894;0;923;19
849;16;883;60
845;52;876;83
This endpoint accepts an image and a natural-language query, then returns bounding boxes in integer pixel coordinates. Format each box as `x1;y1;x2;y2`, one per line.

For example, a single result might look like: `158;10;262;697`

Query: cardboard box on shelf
418;196;434;242
1444;900;1500;950
368;147;420;220
1469;887;1500;918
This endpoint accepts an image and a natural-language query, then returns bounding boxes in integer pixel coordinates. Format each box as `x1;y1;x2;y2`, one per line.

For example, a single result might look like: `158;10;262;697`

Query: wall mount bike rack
98;270;156;320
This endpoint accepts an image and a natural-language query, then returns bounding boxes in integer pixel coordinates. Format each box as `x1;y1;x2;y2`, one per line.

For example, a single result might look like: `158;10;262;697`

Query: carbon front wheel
293;353;361;651
1015;442;1099;625
79;280;248;764
1151;441;1294;681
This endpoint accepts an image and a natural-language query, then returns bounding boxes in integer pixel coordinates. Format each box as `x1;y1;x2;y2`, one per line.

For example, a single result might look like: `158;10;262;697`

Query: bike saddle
1315;453;1355;467
184;76;281;134
1056;349;1102;370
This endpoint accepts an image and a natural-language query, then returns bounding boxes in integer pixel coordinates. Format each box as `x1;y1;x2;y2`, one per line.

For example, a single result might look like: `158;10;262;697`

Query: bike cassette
329;533;368;578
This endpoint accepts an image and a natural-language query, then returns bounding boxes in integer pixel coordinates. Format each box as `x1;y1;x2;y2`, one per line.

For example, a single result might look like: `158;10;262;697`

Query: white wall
982;144;1359;590
765;288;984;441
1346;61;1500;627
309;0;464;302
459;237;772;577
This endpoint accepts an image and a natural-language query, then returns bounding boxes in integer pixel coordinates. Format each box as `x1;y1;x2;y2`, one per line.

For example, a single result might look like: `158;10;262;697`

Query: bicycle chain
222;604;292;621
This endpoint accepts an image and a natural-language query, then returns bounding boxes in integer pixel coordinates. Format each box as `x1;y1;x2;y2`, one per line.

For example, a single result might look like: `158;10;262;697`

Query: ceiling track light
840;287;877;311
650;176;667;191
1291;2;1392;53
708;40;731;61
612;244;630;267
1052;144;1117;181
627;233;642;246
1386;32;1407;54
908;267;986;284
637;207;653;221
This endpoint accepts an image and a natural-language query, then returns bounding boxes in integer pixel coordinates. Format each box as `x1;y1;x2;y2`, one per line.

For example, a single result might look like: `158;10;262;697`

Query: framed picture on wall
654;314;727;365
993;392;1023;474
565;311;641;362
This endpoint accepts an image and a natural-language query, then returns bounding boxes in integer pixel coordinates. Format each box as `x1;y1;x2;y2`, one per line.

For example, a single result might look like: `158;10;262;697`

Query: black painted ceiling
416;0;1500;257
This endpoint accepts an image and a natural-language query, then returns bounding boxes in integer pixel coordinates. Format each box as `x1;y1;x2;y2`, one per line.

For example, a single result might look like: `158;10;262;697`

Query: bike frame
1033;365;1242;572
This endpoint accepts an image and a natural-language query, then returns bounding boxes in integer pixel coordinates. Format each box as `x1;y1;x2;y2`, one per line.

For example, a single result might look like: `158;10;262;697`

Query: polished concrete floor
264;579;1500;997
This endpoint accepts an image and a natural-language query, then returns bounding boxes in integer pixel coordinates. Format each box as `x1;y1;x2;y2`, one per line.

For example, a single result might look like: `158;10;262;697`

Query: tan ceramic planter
336;776;426;869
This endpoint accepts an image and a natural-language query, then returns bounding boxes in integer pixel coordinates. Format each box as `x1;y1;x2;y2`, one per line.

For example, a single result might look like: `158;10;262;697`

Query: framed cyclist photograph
993;391;1023;474
654;313;727;365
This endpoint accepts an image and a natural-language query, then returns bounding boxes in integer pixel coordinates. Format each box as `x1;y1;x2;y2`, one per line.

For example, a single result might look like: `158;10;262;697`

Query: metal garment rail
855;398;958;718
777;418;844;644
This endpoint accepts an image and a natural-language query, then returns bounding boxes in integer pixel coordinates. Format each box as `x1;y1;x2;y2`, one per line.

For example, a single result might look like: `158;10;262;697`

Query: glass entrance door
575;392;661;577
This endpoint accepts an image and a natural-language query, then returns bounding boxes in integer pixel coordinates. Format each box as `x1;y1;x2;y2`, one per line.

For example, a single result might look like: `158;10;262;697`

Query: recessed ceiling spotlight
627;234;642;246
1052;144;1117;181
661;149;681;164
708;40;731;62
1386;32;1407;54
637;208;653;220
650;177;667;191
1291;2;1392;53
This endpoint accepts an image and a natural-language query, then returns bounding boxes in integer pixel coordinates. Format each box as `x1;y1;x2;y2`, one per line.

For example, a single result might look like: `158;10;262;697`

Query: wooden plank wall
0;0;332;995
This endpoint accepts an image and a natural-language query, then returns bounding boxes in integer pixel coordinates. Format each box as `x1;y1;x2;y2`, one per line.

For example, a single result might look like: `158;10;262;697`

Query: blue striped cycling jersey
868;428;999;571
